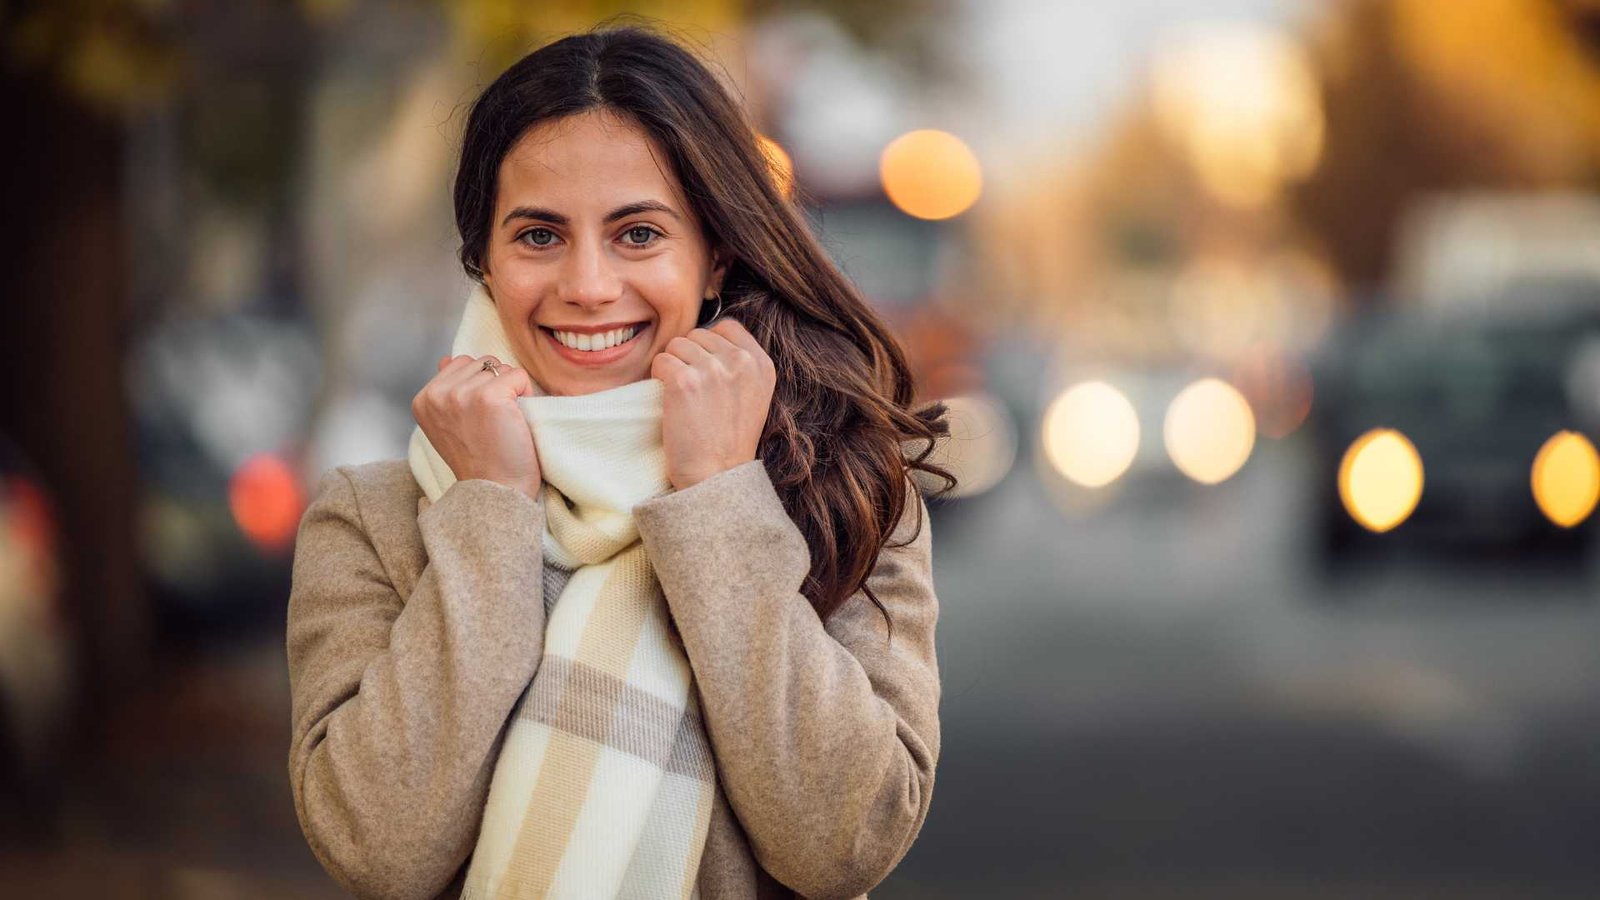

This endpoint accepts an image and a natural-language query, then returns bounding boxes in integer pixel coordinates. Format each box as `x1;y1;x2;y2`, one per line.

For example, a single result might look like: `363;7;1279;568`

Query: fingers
501;365;536;397
423;356;536;410
650;349;689;382
685;327;739;355
711;319;775;381
435;354;485;386
698;321;770;369
663;334;714;365
708;318;763;355
668;323;773;382
436;354;500;388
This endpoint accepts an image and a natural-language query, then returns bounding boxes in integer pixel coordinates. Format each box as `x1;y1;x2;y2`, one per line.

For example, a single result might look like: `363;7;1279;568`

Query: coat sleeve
633;459;941;900
285;467;548;900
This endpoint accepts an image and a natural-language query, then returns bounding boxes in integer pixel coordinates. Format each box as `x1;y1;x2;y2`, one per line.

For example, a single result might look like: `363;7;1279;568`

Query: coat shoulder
312;458;424;546
335;457;421;501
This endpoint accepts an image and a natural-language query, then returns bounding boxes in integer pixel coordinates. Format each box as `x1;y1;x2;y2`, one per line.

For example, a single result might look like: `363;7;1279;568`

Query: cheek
637;259;707;334
490;252;544;291
487;265;548;317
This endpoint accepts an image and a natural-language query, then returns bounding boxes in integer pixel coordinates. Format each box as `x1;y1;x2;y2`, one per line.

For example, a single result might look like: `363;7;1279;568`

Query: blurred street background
3;0;1600;896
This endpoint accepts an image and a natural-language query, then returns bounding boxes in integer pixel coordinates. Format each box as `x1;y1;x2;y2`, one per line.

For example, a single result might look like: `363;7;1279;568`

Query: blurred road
884;436;1600;899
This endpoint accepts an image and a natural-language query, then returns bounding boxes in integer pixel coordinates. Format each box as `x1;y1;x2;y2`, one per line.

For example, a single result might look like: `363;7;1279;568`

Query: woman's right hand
412;354;542;502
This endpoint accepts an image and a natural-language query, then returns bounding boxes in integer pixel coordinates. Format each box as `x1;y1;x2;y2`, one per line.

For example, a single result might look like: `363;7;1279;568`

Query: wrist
671;456;757;491
497;478;541;501
464;472;540;501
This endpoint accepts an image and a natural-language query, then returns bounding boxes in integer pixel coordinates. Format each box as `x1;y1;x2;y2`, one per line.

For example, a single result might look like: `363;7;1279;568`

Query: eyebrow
501;200;682;228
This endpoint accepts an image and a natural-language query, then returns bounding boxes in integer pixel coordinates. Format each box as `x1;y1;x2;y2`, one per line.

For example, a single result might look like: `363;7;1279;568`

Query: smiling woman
286;24;955;900
482;111;724;397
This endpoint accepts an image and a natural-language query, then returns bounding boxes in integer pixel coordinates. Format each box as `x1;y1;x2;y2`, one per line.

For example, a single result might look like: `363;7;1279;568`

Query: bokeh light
879;129;983;220
229;454;305;553
1530;430;1600;528
1338;429;1425;533
1041;381;1141;488
1151;24;1324;208
757;133;795;199
0;474;60;611
1164;378;1257;484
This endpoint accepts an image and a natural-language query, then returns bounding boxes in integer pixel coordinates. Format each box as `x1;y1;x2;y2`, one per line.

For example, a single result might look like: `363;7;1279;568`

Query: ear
706;248;730;296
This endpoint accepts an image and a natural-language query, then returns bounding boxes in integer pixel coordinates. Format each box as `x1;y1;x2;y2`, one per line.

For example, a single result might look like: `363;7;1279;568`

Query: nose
557;237;623;310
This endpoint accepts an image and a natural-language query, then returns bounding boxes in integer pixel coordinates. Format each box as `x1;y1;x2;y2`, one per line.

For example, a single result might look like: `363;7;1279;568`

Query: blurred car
1306;284;1600;572
130;310;321;635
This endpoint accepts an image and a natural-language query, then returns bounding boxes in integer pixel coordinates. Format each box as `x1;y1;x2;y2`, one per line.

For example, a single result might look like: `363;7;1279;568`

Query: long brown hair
454;25;956;623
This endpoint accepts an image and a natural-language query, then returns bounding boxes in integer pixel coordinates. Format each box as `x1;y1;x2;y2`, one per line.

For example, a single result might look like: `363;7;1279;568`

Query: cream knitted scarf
408;284;715;899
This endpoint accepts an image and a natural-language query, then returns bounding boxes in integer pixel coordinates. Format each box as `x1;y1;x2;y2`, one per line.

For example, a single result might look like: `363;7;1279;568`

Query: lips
540;321;650;366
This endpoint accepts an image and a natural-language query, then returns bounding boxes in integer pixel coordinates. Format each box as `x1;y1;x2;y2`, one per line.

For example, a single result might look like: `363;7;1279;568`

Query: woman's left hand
651;317;777;491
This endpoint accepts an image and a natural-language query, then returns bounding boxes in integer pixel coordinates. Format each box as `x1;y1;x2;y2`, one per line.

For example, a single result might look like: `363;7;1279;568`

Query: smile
539;322;649;366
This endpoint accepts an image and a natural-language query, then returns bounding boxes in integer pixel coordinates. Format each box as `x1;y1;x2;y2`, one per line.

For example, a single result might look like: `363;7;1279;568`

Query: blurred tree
1293;0;1600;291
0;0;176;113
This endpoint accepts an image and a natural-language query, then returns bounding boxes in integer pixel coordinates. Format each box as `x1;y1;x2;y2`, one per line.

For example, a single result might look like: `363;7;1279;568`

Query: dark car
1306;286;1600;572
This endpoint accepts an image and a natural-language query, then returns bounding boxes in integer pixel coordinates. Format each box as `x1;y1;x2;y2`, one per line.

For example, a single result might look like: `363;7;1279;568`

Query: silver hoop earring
701;291;724;325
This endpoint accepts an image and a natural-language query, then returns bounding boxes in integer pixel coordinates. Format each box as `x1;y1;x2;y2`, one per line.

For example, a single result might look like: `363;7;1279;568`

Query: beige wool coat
285;456;941;900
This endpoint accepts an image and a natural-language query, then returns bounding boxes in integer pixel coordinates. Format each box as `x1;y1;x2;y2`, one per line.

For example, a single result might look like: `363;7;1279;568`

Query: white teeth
551;325;638;351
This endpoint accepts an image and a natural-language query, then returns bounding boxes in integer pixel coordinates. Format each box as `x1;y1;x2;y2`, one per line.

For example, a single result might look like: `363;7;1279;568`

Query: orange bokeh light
1531;430;1600;528
230;454;305;553
879;129;983;220
1338;429;1424;533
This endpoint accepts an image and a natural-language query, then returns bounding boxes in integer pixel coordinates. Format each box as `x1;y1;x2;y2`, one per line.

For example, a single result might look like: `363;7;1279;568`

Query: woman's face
481;109;726;396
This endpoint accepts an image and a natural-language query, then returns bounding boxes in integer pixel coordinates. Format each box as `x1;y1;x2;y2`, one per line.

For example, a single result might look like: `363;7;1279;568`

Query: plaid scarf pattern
408;285;715;899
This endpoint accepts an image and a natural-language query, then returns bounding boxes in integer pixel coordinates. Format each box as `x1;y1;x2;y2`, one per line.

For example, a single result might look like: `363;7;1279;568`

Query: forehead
496;109;684;213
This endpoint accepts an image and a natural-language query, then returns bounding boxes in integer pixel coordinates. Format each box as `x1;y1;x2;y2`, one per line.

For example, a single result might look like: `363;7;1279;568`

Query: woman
287;25;954;900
